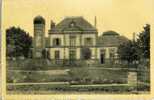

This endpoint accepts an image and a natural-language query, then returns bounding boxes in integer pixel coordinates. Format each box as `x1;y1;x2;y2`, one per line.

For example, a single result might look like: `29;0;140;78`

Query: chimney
50;20;55;29
133;32;136;41
94;16;97;28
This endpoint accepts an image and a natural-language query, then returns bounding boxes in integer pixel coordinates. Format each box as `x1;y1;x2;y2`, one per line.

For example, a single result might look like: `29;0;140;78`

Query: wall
49;34;64;46
97;47;118;63
81;34;96;46
49;33;97;60
49;48;64;59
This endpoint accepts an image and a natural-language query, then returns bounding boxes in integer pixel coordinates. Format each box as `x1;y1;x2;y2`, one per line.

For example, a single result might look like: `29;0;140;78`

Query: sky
2;0;154;39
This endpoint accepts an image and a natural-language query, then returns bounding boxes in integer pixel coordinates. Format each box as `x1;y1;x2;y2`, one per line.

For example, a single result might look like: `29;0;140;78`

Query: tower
33;16;45;58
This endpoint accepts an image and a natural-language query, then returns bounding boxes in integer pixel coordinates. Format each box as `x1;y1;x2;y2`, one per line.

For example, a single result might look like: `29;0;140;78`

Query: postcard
1;0;154;100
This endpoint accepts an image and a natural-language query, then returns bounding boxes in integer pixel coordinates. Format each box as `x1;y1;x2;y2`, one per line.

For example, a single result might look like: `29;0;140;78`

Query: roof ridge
64;16;83;19
50;16;97;32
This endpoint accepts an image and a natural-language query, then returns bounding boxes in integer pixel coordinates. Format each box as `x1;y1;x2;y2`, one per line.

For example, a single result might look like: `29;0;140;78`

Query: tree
118;40;140;64
137;24;150;59
6;27;32;58
118;24;150;64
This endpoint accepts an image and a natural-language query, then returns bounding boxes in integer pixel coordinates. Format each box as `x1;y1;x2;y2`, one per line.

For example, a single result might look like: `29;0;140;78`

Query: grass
68;67;128;84
7;67;128;84
6;59;150;94
7;70;71;83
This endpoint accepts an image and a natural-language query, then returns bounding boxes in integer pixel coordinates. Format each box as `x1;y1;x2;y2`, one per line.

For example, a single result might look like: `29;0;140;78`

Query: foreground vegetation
7;65;128;84
6;59;150;94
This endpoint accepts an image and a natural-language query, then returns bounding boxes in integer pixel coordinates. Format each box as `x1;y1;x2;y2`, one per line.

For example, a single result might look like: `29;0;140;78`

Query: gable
49;17;97;33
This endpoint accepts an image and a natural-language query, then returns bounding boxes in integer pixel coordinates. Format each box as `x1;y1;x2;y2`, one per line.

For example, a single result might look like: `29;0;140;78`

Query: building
97;31;129;64
33;16;128;65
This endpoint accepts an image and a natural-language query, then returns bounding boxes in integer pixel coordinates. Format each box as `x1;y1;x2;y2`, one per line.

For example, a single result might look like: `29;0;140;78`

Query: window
70;22;75;27
100;49;106;56
69;21;76;28
70;36;76;46
84;38;93;46
55;50;60;59
53;38;61;46
69;49;76;60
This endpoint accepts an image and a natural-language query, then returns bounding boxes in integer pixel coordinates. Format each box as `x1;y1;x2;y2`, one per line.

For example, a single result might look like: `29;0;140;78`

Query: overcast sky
2;0;154;39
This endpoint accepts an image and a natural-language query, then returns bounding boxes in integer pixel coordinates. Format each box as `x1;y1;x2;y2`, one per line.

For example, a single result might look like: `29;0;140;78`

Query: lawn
7;67;128;84
6;59;150;94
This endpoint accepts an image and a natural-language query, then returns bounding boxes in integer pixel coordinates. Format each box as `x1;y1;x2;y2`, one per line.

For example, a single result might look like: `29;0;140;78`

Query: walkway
7;82;69;86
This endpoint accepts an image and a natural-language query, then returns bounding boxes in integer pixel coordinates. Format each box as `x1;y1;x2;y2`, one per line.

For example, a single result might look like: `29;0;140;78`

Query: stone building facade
33;16;128;65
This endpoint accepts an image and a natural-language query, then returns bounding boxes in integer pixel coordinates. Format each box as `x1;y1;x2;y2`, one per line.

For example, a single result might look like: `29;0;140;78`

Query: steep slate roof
97;31;129;47
49;17;97;33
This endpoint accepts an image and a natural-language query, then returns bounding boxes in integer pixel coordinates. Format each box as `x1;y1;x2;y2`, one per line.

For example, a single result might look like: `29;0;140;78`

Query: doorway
69;49;76;65
100;53;105;64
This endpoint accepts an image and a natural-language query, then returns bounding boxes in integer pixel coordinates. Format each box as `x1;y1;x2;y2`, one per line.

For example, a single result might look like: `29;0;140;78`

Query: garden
6;59;150;94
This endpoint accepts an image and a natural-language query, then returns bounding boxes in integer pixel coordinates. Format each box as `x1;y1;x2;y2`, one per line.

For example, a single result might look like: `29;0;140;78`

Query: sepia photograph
2;0;153;99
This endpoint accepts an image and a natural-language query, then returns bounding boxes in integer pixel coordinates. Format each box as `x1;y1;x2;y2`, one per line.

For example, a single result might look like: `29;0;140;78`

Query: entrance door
69;49;76;65
100;53;105;64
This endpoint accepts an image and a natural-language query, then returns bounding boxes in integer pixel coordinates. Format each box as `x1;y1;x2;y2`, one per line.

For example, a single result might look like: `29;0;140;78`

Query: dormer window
69;21;76;27
70;23;75;27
